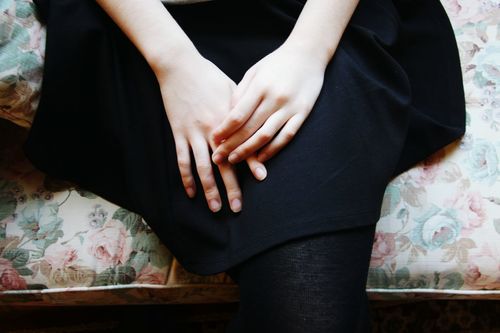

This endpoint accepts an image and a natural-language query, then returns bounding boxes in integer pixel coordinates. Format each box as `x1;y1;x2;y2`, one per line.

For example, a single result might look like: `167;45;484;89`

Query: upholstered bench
1;0;499;307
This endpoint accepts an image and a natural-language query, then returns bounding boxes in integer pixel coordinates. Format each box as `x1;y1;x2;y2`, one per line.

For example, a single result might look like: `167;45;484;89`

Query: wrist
147;40;202;77
283;36;336;71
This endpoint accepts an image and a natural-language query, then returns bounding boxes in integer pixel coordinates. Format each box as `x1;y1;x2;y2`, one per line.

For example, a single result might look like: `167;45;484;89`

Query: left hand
209;42;327;165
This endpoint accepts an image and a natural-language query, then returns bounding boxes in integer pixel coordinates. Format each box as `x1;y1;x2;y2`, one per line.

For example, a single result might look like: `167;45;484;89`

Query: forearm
284;0;360;67
95;0;199;75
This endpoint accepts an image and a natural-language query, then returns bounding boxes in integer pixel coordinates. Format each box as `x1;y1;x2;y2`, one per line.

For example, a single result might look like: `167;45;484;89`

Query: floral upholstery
365;0;500;300
0;123;237;305
0;0;44;129
0;0;499;305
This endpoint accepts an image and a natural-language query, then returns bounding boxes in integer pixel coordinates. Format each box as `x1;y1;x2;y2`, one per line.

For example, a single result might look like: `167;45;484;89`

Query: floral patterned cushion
0;0;44;128
0;0;499;305
364;0;500;300
0;122;237;306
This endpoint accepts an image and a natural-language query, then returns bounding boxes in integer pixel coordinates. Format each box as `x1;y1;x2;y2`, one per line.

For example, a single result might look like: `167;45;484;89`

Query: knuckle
177;159;191;172
259;132;273;142
283;129;296;141
224;180;241;195
199;171;216;186
203;184;219;197
181;176;194;188
182;177;194;188
227;189;241;199
197;163;212;174
229;113;244;126
240;126;254;138
180;171;192;181
275;94;290;105
269;89;290;104
215;147;228;157
197;120;213;132
233;148;246;158
259;150;273;162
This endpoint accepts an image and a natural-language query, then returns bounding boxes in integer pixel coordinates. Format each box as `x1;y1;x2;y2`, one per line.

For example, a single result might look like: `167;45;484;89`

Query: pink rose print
0;258;28;291
441;0;498;27
463;243;500;289
136;263;166;285
444;190;487;235
464;263;482;284
28;25;44;53
370;231;397;268
45;244;79;270
408;150;444;186
87;219;132;268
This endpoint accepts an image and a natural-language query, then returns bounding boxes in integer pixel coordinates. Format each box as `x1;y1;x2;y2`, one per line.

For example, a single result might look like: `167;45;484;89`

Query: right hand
154;51;268;213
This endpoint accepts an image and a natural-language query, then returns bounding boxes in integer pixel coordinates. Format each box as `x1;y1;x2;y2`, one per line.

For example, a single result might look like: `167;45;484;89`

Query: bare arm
95;0;199;75
284;0;360;69
94;0;269;213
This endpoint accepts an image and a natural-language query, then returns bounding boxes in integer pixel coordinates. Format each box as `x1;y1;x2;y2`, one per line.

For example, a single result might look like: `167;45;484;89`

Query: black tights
225;223;377;333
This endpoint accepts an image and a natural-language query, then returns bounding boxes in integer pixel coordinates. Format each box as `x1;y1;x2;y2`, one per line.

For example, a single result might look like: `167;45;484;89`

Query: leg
225;223;377;333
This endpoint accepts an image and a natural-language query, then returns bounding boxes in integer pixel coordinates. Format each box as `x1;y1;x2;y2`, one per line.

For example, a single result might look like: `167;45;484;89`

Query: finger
230;65;257;109
190;135;222;212
216;161;243;213
212;96;277;165
246;154;268;181
207;139;243;213
175;136;197;198
227;110;290;164
211;79;263;144
257;113;307;163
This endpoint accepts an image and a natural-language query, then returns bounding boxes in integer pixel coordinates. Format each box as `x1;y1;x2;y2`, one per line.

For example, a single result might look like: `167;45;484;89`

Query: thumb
231;65;257;109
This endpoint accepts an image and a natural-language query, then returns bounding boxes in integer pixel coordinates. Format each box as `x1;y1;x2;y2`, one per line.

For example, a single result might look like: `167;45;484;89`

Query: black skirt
23;0;466;275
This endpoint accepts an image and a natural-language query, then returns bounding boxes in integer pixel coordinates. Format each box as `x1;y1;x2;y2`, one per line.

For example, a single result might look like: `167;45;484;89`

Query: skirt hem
176;208;381;276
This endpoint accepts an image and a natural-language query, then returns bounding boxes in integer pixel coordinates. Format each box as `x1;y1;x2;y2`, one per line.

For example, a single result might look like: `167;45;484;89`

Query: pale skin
95;0;360;214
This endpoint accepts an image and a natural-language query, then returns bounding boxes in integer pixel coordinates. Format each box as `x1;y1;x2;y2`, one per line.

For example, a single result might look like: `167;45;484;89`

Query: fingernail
213;153;223;164
186;187;195;198
209;199;221;212
228;152;239;163
255;166;267;180
231;198;242;212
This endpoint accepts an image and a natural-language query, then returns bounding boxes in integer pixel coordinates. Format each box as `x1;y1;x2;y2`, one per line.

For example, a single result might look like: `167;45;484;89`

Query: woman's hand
94;0;269;213
209;42;327;165
155;51;268;213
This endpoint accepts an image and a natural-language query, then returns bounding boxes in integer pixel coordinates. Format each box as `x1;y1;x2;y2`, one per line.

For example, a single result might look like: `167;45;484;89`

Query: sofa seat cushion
0;122;171;288
0;122;237;305
363;0;500;300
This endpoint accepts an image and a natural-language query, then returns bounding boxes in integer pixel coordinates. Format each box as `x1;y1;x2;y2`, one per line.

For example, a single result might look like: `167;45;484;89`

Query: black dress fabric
23;0;466;275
